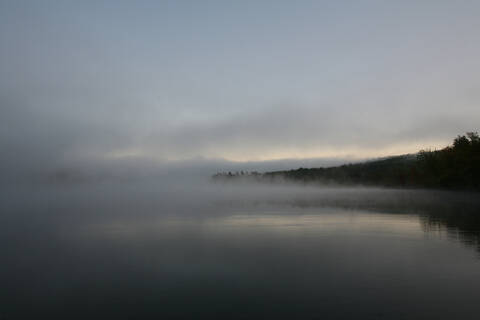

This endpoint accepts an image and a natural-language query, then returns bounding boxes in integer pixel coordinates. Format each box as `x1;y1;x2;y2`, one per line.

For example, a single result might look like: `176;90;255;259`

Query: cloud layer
1;1;479;176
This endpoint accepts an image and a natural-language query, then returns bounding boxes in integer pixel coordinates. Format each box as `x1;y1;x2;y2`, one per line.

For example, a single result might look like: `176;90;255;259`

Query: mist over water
2;1;480;318
2;173;480;319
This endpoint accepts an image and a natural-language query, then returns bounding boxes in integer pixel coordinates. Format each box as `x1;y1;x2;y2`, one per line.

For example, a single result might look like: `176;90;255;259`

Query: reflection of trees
419;208;480;254
276;189;480;254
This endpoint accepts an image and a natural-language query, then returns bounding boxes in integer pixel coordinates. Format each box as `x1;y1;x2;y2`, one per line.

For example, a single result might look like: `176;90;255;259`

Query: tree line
213;132;480;190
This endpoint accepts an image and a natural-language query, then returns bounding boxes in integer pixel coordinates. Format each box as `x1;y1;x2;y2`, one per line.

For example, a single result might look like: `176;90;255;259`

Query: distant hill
213;132;480;190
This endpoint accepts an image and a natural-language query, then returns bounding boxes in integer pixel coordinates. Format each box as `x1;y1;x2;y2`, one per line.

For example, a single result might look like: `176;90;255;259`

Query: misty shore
214;132;480;191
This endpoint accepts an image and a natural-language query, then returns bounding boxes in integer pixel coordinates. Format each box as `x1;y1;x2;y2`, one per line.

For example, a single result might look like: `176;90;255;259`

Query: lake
1;181;480;319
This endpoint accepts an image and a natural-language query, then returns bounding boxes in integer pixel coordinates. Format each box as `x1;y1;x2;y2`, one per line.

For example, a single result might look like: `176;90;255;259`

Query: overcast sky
1;1;479;174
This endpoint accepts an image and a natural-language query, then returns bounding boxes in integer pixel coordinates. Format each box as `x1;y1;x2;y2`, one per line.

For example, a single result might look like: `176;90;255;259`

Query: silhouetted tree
213;132;480;190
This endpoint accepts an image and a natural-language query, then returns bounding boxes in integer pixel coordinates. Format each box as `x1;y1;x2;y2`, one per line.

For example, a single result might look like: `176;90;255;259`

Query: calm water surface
1;183;480;319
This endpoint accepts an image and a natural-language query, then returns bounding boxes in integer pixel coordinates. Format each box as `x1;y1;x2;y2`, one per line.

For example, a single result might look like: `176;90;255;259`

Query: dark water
1;182;480;319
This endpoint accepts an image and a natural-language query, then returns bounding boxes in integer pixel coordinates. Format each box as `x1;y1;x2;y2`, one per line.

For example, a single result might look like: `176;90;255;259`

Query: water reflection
420;210;480;254
1;184;480;319
272;189;480;255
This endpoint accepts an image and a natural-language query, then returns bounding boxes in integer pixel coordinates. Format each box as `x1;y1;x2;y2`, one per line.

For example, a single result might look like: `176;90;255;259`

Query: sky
1;0;479;175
